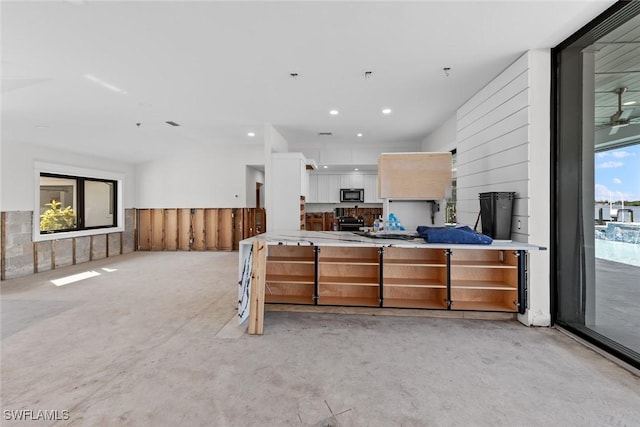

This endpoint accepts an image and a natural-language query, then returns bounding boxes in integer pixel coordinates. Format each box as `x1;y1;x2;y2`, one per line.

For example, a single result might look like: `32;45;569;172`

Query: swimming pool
595;239;640;267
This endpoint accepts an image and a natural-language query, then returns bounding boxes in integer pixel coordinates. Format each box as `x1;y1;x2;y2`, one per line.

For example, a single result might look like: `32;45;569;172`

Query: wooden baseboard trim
264;304;516;321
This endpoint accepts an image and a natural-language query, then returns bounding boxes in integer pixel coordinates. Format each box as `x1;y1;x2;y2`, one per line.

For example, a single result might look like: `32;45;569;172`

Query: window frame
34;162;124;242
551;1;640;369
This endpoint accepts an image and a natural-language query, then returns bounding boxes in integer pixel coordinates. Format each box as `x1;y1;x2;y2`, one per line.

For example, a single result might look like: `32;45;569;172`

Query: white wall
451;50;551;326
135;144;264;208
421;115;457;153
264;124;290;231
245;166;265;208
527;49;551;327
271;152;306;232
0;140;136;211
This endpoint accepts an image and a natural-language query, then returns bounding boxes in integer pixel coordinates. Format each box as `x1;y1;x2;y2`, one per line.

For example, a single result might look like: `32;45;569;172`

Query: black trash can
479;192;515;240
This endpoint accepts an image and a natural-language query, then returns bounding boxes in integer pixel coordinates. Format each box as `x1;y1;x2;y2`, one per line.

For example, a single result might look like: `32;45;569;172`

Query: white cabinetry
308;175;319;203
340;174;364;189
364;174;381;203
316;175;341;203
308;173;381;204
272;152;308;231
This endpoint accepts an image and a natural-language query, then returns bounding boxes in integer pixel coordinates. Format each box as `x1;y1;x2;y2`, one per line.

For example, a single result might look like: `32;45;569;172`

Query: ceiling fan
603;87;640;135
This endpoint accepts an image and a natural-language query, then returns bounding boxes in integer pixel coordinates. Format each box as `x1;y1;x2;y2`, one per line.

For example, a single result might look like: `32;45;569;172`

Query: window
39;173;117;233
446;149;457;224
553;2;640;369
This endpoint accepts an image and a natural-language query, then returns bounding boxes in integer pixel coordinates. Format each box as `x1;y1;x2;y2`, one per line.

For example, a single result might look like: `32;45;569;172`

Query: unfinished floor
1;252;639;427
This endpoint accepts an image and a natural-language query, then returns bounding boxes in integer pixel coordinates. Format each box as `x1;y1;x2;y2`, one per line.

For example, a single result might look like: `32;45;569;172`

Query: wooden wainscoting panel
218;209;233;251
177;209;192;250
165;209;179;251
137;209;151;251
233;208;244;250
151;209;164;251
192;209;206;251
204;209;219;250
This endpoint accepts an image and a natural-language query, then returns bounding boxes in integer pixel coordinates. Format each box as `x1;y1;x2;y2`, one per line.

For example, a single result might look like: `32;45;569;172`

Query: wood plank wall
455;52;531;242
136;208;263;251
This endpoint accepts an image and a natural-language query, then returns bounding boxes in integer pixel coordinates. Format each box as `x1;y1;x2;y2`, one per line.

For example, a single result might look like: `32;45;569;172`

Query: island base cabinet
383;287;447;309
317;246;380;307
449;249;519;312
318;284;379;307
381;247;448;309
265;246;315;304
450;289;518;312
265;283;315;305
260;244;526;313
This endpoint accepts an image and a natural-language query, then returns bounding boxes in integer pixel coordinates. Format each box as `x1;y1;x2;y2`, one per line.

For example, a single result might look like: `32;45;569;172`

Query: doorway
553;2;640;368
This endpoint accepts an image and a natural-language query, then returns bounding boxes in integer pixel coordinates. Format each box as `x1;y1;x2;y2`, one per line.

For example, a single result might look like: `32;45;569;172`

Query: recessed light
357;133;363;137
623;100;637;106
354;168;359;171
247;132;255;137
382;108;392;115
329;109;339;116
323;165;328;169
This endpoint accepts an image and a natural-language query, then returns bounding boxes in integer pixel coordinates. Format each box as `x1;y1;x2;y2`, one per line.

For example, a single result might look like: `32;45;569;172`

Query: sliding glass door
553;2;640;368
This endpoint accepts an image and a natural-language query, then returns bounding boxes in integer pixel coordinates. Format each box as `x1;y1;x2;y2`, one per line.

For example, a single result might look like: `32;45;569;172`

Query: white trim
33;162;125;242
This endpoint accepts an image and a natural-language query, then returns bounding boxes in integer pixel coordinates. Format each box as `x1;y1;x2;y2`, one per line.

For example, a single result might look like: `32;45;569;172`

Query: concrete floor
2;252;639;427
593;258;640;354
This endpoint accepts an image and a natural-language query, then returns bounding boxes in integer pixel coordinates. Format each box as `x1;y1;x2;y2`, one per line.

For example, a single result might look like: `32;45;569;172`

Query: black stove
337;216;364;231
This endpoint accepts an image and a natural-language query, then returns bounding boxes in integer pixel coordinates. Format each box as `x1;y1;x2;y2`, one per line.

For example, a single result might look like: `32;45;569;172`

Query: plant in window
40;200;76;231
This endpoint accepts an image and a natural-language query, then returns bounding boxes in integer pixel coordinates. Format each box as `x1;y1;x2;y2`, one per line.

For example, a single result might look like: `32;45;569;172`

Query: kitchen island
238;231;544;334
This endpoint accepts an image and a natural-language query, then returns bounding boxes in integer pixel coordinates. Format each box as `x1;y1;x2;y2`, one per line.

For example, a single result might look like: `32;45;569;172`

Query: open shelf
449;300;518;312
267;245;314;260
265;295;315;305
384;259;446;267
383;298;447;310
319;277;379;286
318;263;379;284
450;288;518;312
266;274;314;284
267;256;315;264
318;296;379;307
450;280;516;291
449;249;518;266
318;246;379;265
320;258;379;265
383;286;447;309
384;277;446;288
383;247;446;265
451;260;517;269
265;282;314;305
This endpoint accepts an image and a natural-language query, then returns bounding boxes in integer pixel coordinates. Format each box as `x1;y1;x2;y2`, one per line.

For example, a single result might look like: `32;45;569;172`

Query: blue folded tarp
416;225;493;244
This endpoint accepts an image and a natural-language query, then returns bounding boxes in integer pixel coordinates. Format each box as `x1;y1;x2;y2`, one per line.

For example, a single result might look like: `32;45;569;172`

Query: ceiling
1;1;617;164
594;12;640;149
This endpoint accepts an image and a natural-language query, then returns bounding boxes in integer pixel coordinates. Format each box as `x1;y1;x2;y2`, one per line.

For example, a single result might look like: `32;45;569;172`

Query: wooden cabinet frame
263;244;527;314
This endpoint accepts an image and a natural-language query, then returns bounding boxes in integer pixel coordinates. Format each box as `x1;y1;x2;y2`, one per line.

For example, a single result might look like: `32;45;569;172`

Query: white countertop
240;231;545;251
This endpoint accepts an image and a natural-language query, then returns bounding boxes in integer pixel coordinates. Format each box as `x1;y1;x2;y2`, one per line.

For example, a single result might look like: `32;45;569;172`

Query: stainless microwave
340;188;364;203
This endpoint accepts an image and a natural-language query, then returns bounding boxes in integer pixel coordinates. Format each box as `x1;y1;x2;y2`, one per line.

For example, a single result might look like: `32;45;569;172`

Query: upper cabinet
363;174;382;203
378;152;452;199
340;174;364;189
308;175;319;203
308;173;378;204
318;175;341;203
